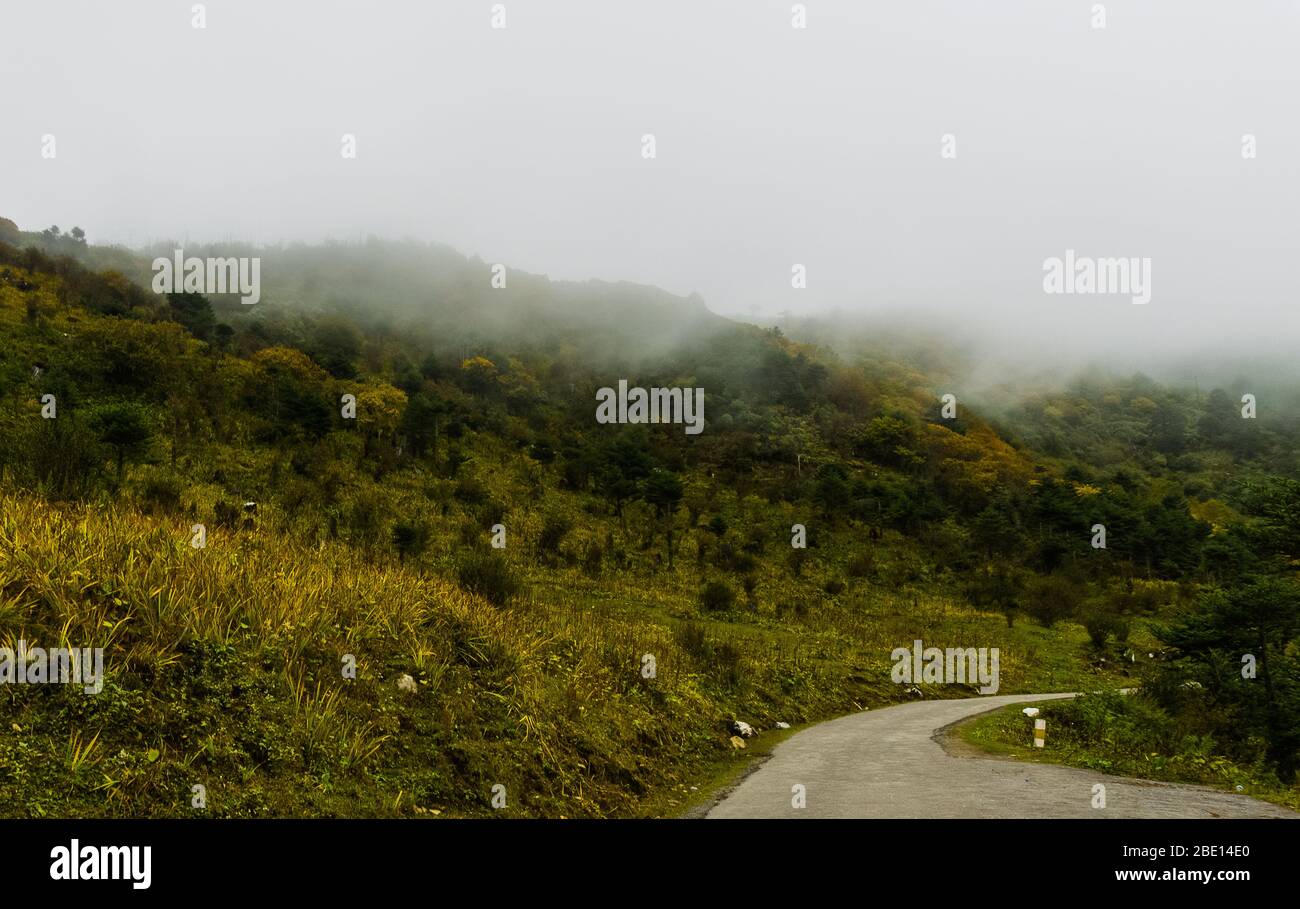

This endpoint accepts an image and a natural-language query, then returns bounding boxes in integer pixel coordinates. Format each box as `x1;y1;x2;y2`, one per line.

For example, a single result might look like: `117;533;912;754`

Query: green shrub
700;580;735;612
537;514;572;554
392;521;431;560
456;550;521;607
1083;609;1120;648
1022;574;1082;627
453;476;486;504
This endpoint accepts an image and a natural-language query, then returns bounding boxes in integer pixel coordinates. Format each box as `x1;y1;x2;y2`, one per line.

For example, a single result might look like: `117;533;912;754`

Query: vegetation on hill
1;227;1297;816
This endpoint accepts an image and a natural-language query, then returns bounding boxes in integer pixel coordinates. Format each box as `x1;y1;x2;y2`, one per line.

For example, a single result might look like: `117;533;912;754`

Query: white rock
775;721;791;729
397;673;418;694
730;720;756;738
1022;707;1040;717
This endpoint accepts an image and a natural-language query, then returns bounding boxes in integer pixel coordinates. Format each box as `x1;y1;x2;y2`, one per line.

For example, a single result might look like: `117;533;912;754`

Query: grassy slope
0;486;1139;818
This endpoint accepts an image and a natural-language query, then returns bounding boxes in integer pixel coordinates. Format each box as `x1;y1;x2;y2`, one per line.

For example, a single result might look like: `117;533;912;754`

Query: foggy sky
3;0;1298;364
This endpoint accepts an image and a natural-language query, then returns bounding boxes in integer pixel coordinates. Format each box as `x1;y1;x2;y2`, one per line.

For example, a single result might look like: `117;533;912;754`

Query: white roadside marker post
1033;718;1046;748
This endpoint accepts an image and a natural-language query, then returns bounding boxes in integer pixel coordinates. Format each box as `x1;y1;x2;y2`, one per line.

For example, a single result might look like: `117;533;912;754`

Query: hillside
1;230;1297;816
2;224;729;362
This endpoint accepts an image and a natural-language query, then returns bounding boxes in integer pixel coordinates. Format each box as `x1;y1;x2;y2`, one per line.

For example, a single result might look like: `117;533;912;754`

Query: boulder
730;720;756;738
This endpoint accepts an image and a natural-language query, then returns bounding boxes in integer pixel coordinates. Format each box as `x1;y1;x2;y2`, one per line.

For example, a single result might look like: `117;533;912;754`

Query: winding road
705;693;1299;819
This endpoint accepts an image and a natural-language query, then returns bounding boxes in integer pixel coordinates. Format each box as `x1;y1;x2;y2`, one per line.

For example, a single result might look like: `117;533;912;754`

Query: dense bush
456;550;522;607
699;580;735;612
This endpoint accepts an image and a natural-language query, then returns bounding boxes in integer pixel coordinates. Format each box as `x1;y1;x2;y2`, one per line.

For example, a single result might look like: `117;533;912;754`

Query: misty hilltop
2;221;729;363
